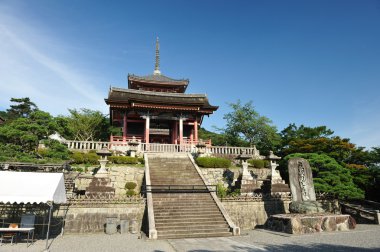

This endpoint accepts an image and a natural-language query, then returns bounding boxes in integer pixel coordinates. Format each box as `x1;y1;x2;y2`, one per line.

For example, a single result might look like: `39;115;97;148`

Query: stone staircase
147;153;233;239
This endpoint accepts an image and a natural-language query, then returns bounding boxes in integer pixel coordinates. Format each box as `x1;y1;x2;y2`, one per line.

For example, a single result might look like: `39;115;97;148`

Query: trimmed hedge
71;152;99;165
108;156;139;164
196;157;231;168
248;159;270;168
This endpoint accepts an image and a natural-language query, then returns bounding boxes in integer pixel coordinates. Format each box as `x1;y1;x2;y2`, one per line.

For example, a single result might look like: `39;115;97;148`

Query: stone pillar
145;116;150;143
179;117;183;144
123;112;127;141
194;119;198;143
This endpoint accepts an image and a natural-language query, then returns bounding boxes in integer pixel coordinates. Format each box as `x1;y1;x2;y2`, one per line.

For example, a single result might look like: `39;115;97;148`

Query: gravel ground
1;224;380;252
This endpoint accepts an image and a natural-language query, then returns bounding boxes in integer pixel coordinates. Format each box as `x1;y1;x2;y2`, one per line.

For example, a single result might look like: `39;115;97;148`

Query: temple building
105;38;218;144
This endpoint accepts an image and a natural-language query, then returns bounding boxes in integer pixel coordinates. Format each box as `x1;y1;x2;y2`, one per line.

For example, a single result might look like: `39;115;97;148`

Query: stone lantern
96;147;112;177
267;151;282;184
196;140;207;157
237;150;252;181
128;137;140;157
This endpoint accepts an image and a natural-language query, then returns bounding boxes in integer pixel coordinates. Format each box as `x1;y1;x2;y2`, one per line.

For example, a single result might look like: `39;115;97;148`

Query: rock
289;201;325;214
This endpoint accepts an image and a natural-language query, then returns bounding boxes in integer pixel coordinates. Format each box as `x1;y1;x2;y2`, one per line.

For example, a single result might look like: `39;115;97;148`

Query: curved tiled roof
105;87;218;111
129;74;189;85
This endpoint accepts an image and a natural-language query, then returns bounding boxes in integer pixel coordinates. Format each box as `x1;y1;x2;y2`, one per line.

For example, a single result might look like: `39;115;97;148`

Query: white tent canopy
0;171;67;204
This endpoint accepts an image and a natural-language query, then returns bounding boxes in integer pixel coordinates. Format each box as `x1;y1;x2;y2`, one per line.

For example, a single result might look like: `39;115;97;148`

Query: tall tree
221;100;280;152
284;153;364;200
6;97;38;119
65;108;108;141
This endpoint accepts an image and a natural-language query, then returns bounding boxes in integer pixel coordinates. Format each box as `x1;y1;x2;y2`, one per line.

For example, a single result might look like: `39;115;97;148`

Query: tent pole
45;202;53;251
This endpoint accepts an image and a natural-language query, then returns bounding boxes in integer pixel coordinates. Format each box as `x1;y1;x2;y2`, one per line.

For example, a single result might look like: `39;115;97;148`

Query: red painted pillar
123;113;127;141
174;121;178;144
194;119;198;143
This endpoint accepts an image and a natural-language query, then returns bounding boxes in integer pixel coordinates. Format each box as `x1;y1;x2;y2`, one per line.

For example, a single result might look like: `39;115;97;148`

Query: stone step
155;219;228;227
153;208;220;214
154;214;226;222
156;223;229;231
153;204;217;209
158;231;232;239
157;227;230;236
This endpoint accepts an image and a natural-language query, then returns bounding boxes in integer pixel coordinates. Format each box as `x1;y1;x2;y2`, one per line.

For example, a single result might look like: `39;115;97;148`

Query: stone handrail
65;140;109;151
144;153;157;239
66;140;259;156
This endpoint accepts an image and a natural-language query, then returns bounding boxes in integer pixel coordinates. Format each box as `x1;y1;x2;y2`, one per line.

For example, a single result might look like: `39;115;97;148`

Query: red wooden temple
105;38;218;144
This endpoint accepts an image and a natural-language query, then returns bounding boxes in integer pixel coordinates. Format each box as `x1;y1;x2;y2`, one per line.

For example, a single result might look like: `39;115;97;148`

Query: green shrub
216;183;227;198
70;152;99;164
248;159;265;168
196;157;231;168
264;160;270;168
138;157;145;164
125;182;137;190
126;190;136;197
85;152;99;165
109;156;139;164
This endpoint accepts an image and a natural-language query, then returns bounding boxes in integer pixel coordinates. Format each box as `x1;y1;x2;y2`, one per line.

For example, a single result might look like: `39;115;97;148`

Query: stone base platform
265;213;356;234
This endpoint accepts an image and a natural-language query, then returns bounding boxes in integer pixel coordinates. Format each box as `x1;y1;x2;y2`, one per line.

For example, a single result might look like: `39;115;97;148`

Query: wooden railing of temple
65;140;258;156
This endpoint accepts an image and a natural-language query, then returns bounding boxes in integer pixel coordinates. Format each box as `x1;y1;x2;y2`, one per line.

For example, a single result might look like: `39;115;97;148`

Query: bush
125;182;137;190
126;190;136;197
216;183;227;198
71;152;84;164
196;157;231;168
138;157;145;164
109;156;139;164
248;159;265;168
70;152;99;165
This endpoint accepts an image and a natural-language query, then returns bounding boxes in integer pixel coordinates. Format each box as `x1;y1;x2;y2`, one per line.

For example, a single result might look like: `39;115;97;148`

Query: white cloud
0;5;107;116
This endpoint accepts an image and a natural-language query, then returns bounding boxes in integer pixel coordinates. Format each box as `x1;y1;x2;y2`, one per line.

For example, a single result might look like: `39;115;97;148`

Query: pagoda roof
105;87;218;113
128;74;189;92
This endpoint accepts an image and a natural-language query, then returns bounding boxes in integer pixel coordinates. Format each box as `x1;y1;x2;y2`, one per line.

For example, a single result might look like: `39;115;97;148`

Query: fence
66;140;259;156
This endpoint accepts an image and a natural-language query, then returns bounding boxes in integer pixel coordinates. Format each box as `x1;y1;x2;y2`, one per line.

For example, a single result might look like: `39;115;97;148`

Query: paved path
1;224;379;252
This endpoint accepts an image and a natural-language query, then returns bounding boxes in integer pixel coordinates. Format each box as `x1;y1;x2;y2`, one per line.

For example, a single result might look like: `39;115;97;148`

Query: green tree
6;97;38;119
65;108;109;141
221;100;280;152
284;153;364;200
198;127;227;146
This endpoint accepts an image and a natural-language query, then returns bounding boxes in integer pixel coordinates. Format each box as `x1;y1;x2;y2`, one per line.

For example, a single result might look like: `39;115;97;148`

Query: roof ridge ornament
153;37;161;75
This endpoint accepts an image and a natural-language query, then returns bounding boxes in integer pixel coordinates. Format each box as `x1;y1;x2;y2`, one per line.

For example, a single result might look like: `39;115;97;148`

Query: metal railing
142;184;217;193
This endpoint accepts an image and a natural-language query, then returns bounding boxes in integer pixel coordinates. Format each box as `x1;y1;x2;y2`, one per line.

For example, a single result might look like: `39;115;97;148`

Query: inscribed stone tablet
288;158;316;202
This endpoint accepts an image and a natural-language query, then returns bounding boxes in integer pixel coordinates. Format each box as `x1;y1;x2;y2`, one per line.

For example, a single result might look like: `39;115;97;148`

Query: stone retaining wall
59;202;145;234
222;199;291;230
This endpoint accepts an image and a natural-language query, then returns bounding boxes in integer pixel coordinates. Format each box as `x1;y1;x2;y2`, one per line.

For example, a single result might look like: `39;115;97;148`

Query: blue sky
0;0;379;148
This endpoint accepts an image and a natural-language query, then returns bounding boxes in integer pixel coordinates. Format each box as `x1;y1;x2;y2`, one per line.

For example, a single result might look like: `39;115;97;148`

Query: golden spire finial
153;37;161;75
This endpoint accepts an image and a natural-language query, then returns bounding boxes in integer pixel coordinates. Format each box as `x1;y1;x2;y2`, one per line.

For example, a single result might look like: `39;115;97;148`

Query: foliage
196;157;231;168
221;100;280;152
279;124;359;163
70;152;99;164
126;190;136;197
64;108;109;141
38;139;70;160
216;183;228;198
108;156;139;164
284;153;364;200
0;109;58;153
248;159;265;168
6;97;38;119
125;182;137;190
198;127;227;146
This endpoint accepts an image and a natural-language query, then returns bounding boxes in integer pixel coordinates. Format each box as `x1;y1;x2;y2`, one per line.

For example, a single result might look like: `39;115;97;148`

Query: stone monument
265;157;356;234
288;158;324;214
